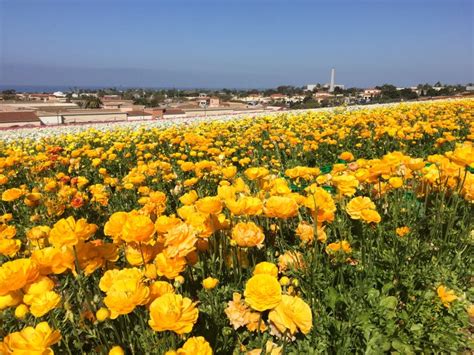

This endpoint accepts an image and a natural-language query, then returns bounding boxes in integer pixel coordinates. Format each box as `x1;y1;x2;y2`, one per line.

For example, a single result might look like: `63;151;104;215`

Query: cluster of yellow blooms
0;99;473;353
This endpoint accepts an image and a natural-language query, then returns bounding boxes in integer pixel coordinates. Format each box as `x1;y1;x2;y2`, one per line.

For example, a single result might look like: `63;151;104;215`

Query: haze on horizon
0;0;472;89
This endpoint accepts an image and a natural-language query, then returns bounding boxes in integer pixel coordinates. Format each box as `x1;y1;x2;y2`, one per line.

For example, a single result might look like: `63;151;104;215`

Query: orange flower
164;222;197;258
437;285;457;308
345;196;376;220
195;196;223;215
31;247;75;275
154;252;187;280
326;240;352;254
264;196;298;219
121;214;155;243
49;216;97;248
396;226;411;237
148;293;199;334
278;251;304;272
360;209;381;224
176;336;213;355
231;222;265;249
1;188;23;202
0;258;39;296
104;211;129;242
2;322;61;354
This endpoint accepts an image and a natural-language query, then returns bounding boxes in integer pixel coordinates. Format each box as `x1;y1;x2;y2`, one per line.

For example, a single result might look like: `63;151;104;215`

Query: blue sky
0;0;472;88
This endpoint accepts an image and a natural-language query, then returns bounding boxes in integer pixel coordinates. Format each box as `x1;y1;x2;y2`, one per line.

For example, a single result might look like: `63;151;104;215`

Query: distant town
1;69;473;128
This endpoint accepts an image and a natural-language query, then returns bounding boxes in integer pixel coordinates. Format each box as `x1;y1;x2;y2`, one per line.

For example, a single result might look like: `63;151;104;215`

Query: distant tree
77;95;102;109
399;88;418;100
1;89;16;101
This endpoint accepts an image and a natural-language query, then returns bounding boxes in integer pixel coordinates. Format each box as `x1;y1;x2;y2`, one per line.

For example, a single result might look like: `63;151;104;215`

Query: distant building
102;100;135;111
313;92;333;103
306;84;317;92
0;111;42;128
197;96;220;108
362;89;382;100
163;108;186;119
127;110;153;121
38;110;127;125
466;86;474;92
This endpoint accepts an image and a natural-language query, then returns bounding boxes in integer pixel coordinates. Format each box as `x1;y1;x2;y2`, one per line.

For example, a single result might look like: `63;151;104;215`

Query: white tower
329;68;335;93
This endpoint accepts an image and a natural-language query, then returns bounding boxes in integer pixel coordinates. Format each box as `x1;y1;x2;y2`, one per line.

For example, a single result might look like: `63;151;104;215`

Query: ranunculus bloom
104;211;129;242
2;322;61;354
231;222;265;249
0;290;23;311
179;190;198;205
31;247;75;275
326;240;352;254
253;262;278;278
26;291;61;317
149;281;174;303
269;295;312;335
345;196;376;220
154;252;187;280
164;222;197;258
264;196;298;219
244;274;282;311
278;251;305;272
195;196;223;215
100;268;150;319
121;214;155;243
177;336;213;355
148;293;198;334
332;174;359;197
396;226;410;237
225;196;263;216
125;242;160;266
202;277;219;290
360;209;381;223
1;188;23;202
49;216;97;248
0;258;39;296
437;285;457;308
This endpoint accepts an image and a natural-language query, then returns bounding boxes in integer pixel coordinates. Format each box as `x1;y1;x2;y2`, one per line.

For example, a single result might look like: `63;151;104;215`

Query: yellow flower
437;285;457;308
231;222;265;249
264;196;298;219
164;222;197;259
49;216;97;248
177;336;213;355
326;240;352;254
0;291;23;311
31;247;75;275
360;209;381;224
269;295;312;335
244;274;282;311
253;262;278;278
195;196;223;215
121;214;155;243
109;346;125;355
101;269;150;319
148;293;199;334
202;277;219;290
2;188;23;202
339;151;354;161
0;258;39;296
154;252;187;280
345;196;376;220
96;307;110;322
332;174;359;197
14;304;29;319
179;190;199;205
388;177;403;188
2;322;61;354
104;211;129;242
396;226;411;237
27;291;61;317
222;166;237;179
149;281;174;303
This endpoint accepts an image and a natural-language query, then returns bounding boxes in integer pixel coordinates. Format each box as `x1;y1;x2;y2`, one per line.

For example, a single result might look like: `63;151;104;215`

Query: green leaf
379;296;398;310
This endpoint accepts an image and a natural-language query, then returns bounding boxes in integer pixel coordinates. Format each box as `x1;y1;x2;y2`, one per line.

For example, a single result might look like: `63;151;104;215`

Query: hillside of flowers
0;99;473;354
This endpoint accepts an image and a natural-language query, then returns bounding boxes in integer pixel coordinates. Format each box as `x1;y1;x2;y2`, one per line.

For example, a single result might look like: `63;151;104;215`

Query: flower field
0;99;473;354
